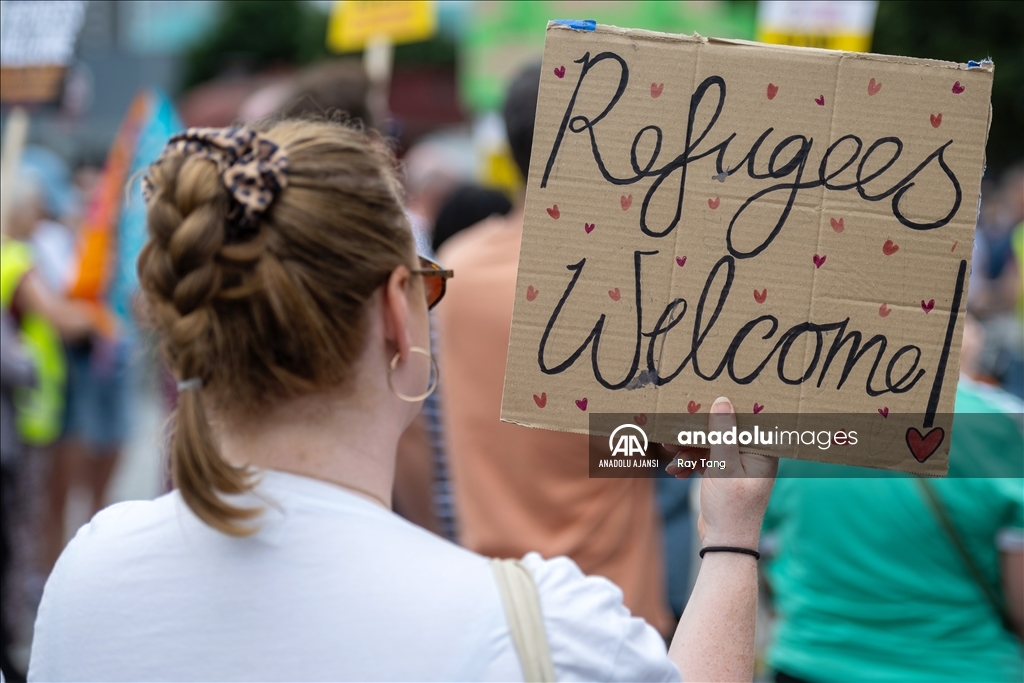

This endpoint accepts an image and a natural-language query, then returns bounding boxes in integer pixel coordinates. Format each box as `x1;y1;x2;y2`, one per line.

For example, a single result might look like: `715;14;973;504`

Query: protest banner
756;1;878;52
500;22;994;475
0;0;86;104
326;0;436;53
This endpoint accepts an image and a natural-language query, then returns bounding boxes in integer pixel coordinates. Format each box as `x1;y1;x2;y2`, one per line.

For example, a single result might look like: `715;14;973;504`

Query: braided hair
138;120;413;534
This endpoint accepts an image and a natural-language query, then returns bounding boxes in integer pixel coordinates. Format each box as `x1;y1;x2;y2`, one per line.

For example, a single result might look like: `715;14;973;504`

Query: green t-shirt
763;379;1024;682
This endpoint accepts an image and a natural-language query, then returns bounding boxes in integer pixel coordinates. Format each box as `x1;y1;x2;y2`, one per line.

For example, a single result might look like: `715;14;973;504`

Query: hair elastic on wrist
699;546;761;560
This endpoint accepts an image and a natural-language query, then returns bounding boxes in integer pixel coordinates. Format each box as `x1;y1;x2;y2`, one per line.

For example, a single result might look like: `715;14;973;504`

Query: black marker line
925;259;967;428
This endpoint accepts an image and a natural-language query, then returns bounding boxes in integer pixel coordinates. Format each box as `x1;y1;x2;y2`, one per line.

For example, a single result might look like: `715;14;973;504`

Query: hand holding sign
501;24;993;475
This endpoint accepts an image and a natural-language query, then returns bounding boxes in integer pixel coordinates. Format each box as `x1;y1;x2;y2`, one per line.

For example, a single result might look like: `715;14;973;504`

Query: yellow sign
756;1;877;53
755;31;871;53
327;1;437;52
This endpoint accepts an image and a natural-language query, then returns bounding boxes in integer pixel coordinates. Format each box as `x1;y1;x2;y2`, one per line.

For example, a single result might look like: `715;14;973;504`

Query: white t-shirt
29;470;679;682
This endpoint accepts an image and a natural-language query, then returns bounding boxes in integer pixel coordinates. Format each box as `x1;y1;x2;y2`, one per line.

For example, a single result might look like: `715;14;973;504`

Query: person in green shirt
762;375;1024;682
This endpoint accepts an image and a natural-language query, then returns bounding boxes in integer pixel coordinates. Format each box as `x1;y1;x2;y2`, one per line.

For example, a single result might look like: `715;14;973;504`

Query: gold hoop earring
388;346;438;402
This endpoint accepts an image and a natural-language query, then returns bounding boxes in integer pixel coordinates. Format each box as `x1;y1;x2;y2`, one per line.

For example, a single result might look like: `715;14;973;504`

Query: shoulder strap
490;558;556;683
916;478;1016;634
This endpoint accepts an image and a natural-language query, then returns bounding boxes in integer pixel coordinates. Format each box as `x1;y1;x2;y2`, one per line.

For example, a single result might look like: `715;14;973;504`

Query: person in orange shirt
435;64;673;636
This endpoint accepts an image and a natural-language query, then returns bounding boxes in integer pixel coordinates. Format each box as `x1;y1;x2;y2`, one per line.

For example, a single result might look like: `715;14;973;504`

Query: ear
381;265;413;363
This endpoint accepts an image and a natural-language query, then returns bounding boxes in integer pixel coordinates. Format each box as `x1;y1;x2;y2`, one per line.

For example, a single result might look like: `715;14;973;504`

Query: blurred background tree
181;0;330;90
871;0;1023;175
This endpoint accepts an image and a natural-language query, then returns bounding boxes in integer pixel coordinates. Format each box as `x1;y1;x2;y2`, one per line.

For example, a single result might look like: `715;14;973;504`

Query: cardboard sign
327;0;436;53
500;23;994;475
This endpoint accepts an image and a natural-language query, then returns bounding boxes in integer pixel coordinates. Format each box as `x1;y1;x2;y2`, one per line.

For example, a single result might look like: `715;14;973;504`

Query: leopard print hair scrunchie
142;126;289;235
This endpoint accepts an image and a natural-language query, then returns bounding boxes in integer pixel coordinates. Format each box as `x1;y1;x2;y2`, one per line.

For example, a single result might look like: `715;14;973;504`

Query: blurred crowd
2;22;1023;683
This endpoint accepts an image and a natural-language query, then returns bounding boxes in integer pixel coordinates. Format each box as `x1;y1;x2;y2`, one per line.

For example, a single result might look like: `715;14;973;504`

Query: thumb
707;396;739;475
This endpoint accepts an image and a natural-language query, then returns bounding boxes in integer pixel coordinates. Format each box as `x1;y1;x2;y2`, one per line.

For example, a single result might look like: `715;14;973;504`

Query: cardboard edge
544;22;993;74
546;21;708;45
707;36;994;72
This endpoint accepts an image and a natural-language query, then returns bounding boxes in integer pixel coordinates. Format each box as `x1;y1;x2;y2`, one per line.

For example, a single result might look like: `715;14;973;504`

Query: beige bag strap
490;558;556;683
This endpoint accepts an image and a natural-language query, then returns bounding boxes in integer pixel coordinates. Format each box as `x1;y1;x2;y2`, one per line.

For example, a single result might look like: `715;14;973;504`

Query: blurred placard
757;0;878;52
459;1;756;113
327;0;437;52
0;0;86;103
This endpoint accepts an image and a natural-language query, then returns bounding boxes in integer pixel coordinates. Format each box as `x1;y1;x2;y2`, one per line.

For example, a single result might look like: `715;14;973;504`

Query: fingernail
711;396;733;414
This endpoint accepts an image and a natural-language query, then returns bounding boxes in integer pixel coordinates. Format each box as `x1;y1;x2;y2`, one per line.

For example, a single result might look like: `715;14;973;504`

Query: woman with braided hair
28;119;776;682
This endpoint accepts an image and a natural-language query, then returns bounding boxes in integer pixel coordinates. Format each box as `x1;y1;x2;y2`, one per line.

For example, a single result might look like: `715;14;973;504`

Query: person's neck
217;387;400;510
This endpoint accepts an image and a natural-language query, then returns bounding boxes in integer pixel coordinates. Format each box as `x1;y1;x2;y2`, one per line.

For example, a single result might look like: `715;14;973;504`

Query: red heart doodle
533;392;547;408
584;222;595;234
951;240;958;252
906;427;944;463
882;239;900;255
575;398;588;411
687;401;701;414
879;303;891;318
708;197;720;209
921;299;935;313
813;254;827;268
651;83;664;98
867;78;882;96
815;95;825;106
878;407;889;418
930;113;942;128
554;65;565;79
526;286;539;301
634;414;648;426
608;288;621;301
546;205;560;219
830;217;844;233
951;81;965;94
753;403;765;414
621;194;633;210
753;288;768;304
766;83;778;100
676;256;687;267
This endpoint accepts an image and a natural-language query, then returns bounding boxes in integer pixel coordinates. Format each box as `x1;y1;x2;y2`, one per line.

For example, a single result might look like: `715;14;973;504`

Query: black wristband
699;546;761;560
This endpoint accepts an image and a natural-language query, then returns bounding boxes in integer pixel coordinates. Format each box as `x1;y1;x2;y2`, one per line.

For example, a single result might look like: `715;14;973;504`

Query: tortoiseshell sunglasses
411;255;454;310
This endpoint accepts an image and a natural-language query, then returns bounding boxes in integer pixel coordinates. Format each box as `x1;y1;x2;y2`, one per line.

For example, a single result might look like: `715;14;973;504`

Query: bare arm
14;270;96;340
666;397;777;682
1003;550;1024;639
